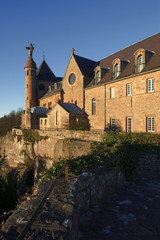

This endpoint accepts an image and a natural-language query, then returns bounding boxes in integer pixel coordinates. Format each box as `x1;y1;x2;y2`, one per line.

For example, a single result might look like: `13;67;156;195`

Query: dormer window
112;58;129;80
114;63;119;79
96;70;100;83
137;55;143;72
134;48;154;73
94;66;108;84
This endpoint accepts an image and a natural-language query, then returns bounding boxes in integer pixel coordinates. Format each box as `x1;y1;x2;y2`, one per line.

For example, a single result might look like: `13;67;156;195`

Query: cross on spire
72;48;75;55
43;51;45;61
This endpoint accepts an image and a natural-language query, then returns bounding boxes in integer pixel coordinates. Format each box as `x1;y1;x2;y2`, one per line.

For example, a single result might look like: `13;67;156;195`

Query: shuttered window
147;117;154;132
147;78;154;92
110;87;115;98
126;117;132;132
126;83;132;96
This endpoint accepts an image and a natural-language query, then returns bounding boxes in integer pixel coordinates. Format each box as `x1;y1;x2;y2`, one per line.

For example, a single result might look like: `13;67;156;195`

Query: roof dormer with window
134;48;154;73
94;66;108;84
112;58;129;80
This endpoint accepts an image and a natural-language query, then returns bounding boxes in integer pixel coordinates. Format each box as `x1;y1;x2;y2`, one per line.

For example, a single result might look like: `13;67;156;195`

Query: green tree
0;108;23;137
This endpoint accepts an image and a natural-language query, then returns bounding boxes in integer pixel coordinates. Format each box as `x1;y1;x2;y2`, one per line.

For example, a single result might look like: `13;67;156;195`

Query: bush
42;132;160;181
0;174;17;213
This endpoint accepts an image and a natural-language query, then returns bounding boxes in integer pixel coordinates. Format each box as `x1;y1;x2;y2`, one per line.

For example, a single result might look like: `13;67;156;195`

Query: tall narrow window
96;71;100;83
147;78;154;92
48;102;52;109
110;118;116;129
137;55;143;72
126;83;132;96
114;64;119;79
126;117;132;132
92;98;96;115
110;87;115;99
56;111;58;125
147;117;154;132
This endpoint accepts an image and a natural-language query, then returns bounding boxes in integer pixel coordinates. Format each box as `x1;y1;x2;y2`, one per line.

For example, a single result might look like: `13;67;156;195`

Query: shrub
0;174;17;213
42;132;160;181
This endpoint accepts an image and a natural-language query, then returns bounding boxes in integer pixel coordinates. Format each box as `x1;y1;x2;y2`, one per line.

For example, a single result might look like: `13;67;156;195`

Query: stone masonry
0;166;124;240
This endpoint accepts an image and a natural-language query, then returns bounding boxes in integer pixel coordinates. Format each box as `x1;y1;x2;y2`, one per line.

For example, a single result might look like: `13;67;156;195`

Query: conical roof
36;60;57;82
24;58;37;69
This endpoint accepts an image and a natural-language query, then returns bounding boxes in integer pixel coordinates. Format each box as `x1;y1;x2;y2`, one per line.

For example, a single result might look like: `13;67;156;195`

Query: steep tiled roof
74;54;97;78
59;102;84;114
86;33;160;87
40;83;62;100
37;60;57;82
31;106;49;115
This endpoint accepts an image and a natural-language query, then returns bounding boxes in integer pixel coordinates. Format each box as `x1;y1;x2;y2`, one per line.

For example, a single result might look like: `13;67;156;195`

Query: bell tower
23;43;37;129
24;43;37;113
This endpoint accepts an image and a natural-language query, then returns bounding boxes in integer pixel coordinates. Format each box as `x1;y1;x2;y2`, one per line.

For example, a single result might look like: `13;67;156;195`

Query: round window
39;84;45;90
68;73;76;85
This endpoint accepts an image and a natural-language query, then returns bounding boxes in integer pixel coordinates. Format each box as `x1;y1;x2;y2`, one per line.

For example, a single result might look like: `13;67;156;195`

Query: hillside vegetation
43;131;160;180
0;109;23;137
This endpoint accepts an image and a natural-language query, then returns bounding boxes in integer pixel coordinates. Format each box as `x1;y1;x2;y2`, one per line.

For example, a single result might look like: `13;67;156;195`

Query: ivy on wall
42;131;160;181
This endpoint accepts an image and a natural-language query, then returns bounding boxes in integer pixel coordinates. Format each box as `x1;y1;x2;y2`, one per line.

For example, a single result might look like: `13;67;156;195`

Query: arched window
114;64;119;79
92;98;96;115
96;71;100;83
137;55;143;72
56;111;58;125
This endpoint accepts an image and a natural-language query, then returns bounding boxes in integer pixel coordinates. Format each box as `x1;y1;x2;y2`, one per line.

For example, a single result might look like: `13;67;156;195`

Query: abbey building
22;33;160;133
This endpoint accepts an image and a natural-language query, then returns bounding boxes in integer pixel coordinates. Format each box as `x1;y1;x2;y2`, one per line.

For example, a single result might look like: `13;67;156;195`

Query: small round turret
24;43;37;114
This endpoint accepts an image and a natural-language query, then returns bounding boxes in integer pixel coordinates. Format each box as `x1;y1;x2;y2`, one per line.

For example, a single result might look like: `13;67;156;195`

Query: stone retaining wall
1;150;160;239
134;154;160;178
0;129;104;170
0;166;124;240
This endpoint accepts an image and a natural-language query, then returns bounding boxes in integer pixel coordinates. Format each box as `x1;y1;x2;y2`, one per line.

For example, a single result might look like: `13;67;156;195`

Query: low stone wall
12;128;104;142
0;166;124;240
134;154;160;178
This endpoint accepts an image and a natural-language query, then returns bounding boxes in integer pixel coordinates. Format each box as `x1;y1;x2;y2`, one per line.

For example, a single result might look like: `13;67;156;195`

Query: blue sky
0;0;160;117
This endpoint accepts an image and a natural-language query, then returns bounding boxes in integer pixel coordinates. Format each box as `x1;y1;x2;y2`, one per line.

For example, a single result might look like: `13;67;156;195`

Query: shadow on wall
105;119;122;132
69;114;90;131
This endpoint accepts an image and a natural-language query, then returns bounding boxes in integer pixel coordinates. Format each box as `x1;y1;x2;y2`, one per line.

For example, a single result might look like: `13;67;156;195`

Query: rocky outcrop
0;129;104;179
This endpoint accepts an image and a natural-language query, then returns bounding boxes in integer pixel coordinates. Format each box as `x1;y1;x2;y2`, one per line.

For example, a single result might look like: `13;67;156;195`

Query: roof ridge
37;60;55;76
74;54;97;63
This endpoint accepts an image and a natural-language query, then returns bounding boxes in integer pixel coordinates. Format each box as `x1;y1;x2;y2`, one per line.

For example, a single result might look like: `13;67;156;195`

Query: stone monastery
22;33;160;133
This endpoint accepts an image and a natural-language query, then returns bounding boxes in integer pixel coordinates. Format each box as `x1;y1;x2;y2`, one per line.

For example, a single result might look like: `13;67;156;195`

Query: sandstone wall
85;69;160;132
0;129;104;171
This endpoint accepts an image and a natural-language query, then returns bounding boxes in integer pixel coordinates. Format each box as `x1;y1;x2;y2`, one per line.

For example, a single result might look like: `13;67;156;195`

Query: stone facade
104;70;160;132
62;55;85;109
22;33;160;133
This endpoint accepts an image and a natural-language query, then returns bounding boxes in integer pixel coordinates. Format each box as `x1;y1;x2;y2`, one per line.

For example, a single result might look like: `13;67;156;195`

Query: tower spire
43;51;45;61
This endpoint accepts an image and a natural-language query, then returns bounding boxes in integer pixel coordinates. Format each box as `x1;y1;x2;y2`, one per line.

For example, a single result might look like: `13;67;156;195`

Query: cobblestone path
78;178;160;240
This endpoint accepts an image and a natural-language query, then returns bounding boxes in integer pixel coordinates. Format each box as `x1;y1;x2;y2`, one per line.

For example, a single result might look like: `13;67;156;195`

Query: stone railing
12;127;104;142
